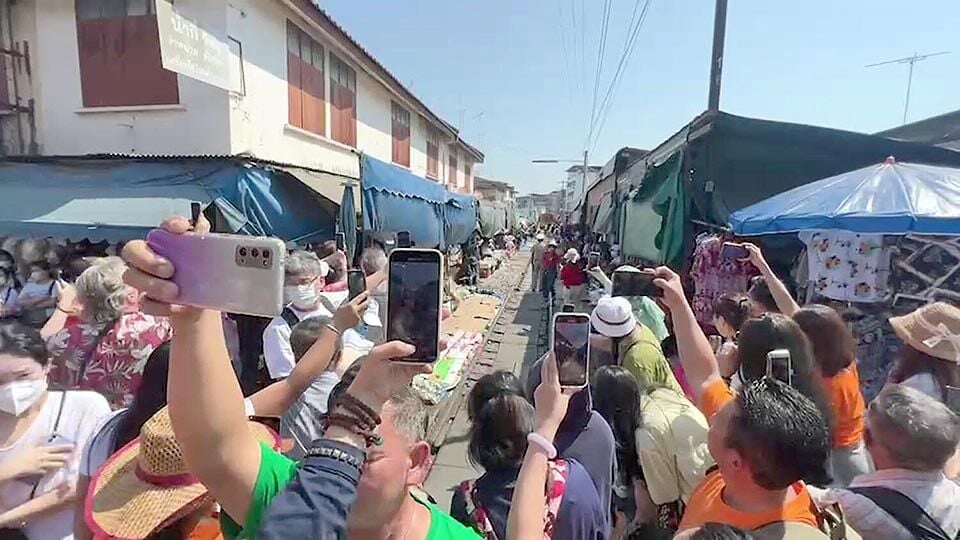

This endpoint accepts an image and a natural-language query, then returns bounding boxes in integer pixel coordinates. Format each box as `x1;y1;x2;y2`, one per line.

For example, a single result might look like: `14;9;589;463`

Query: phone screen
612;270;660;297
553;314;590;387
387;250;441;363
397;231;412;248
946;385;960;415
587;252;600;268
561;303;576;313
347;269;365;301
336;232;346;251
721;242;749;261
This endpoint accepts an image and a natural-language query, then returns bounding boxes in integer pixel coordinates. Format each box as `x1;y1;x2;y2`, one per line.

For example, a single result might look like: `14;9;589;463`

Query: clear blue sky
321;0;959;195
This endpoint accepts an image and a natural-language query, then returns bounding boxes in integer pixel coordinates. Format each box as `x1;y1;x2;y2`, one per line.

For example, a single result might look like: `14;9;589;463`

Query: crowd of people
0;217;955;539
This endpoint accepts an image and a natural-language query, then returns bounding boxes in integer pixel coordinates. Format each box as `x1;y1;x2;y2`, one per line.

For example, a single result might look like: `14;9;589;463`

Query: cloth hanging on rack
798;231;891;303
689;235;759;328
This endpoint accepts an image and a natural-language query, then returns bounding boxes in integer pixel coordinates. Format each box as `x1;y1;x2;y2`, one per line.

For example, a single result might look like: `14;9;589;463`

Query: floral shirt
690;236;758;328
47;313;172;408
799;230;890;302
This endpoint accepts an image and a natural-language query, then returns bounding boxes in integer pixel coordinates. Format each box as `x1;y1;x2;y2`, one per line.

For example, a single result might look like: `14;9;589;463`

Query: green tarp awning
620;151;687;267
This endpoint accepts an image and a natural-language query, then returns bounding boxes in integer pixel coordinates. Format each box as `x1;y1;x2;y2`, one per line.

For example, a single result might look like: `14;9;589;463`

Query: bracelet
324;413;382;447
325;323;343;337
338;393;381;426
527;432;557;459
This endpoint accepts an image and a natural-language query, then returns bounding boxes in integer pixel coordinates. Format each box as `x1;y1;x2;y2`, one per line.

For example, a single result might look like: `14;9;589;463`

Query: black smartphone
335;232;346;251
397;231;412;249
190;202;201;227
347;269;365;301
387;249;442;363
612;268;661;297
561;303;576;313
946;385;960;415
587;251;600;268
552;313;590;388
720;242;749;261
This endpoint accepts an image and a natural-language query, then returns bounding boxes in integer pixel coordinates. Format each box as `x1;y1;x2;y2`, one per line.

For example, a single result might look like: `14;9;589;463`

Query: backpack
753;502;861;540
849;486;958;540
457;459;569;540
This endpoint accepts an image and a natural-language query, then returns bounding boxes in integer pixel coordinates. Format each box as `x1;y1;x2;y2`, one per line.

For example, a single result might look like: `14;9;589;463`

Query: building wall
20;0;232;156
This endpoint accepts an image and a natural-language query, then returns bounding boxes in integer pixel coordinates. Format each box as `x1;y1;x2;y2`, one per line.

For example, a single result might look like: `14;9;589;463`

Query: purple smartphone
146;230;287;317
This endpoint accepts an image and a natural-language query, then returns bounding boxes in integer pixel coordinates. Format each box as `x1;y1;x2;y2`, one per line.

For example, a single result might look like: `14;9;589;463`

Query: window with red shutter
286;21;325;136
75;0;179;108
391;102;410;167
426;128;440;179
330;54;357;147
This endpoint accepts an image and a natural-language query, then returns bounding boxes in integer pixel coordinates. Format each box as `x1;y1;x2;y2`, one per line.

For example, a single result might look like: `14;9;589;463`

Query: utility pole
866;51;950;124
707;0;728;111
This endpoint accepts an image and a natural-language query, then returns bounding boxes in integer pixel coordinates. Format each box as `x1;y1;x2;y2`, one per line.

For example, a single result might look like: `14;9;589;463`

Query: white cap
536;233;545;240
590;296;637;338
563;248;579;262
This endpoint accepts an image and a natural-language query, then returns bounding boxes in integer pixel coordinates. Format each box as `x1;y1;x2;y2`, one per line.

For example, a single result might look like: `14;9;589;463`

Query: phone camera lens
263;249;270;258
239;247;247;257
251;248;259;258
262;260;269;268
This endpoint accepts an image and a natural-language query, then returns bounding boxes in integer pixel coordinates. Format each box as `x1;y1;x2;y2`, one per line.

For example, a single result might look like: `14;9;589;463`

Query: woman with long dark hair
711;293;753;381
593;365;712;535
793;305;870;486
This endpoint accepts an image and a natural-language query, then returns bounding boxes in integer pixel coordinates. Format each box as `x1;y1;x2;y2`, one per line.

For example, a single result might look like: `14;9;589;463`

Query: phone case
147;230;286;317
387;248;443;363
551;312;591;389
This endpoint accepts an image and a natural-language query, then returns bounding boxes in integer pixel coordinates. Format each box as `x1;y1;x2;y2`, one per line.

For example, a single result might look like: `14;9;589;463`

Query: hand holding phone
766;348;793;386
552;313;590;388
720;242;750;262
347;269;366;301
587;252;601;269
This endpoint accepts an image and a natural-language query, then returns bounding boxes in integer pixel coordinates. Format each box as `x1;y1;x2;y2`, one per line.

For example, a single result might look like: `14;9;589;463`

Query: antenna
866;51;950;125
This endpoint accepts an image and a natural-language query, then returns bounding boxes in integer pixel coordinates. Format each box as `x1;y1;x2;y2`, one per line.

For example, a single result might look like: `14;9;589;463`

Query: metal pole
707;0;728;112
581;149;588;229
903;54;916;125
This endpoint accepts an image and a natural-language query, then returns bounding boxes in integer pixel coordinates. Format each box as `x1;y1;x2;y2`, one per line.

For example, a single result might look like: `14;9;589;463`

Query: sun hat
889;301;960;363
591;296;637;338
536;233;545;240
563;248;579;263
86;407;280;540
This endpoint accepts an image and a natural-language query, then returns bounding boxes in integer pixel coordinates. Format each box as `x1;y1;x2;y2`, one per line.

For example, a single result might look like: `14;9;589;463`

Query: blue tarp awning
444;192;478;246
0;158;337;242
361;155;448;247
729;159;960;236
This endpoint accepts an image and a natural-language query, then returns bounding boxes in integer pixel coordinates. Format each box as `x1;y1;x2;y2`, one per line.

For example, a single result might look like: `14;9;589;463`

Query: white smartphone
146;230;286;317
386;248;443;363
552;312;591;388
767;348;793;386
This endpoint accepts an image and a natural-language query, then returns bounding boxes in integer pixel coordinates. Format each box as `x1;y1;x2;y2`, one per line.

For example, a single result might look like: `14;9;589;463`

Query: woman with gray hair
46;257;172;408
808;384;960;539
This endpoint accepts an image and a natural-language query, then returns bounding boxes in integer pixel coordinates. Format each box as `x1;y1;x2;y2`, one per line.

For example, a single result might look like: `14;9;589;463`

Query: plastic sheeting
478;200;508;238
619;152;687;266
729;160;960;236
445;192;478;246
0;158;336;242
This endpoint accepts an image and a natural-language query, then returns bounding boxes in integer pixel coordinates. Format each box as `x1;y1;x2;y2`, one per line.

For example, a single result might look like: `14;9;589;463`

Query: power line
586;0;613;149
569;0;579;93
557;0;575;105
588;0;654;153
866;51;950;125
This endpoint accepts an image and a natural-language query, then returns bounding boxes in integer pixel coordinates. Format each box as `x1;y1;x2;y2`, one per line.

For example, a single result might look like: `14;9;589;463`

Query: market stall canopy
0;156;336;242
361;155;446;247
592;191;614;234
729;158;960;236
478;199;508;237
444;192;478;246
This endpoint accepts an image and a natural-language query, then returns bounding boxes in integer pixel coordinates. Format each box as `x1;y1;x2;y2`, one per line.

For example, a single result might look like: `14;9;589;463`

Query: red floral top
47;313;173;408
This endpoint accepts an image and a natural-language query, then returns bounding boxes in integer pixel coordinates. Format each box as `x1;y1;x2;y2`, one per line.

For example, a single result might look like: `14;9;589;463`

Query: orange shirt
186;519;225;540
678;469;820;532
699;378;735;420
819;363;866;448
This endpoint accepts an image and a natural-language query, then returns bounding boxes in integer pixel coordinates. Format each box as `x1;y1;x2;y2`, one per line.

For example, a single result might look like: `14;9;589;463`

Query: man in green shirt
591;295;684;394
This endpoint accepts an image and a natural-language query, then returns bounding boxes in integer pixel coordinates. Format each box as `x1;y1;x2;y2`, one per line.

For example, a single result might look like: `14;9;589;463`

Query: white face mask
0;379;47;416
284;283;319;309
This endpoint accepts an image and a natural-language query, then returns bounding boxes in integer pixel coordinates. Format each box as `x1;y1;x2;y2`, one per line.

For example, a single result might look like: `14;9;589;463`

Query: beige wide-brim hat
563;248;579;262
889;301;960;363
86;407;280;540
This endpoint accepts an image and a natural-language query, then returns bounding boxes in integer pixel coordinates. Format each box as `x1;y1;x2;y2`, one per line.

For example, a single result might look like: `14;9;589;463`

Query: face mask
284;283;319;308
0;378;48;416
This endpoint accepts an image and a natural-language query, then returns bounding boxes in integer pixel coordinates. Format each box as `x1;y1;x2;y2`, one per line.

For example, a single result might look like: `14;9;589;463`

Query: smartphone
396;231;412;249
552;312;590;388
347;269;366;301
387;249;443;363
946;385;960;415
587;251;600;268
612;268;660;297
561;303;576;313
146;230;286;317
721;242;749;261
335;232;346;251
767;348;793;386
190;202;201;226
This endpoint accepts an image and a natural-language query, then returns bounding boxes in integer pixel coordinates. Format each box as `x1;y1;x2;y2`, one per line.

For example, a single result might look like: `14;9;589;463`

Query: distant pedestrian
530;233;546;292
541;240;560;305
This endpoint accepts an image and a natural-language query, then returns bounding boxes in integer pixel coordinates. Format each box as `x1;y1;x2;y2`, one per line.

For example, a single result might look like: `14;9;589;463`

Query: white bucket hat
563;248;579;263
590;296;637;338
536;233;546;240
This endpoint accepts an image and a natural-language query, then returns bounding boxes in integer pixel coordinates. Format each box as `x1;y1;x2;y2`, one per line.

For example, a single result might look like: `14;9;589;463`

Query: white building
0;0;481;190
563;164;601;215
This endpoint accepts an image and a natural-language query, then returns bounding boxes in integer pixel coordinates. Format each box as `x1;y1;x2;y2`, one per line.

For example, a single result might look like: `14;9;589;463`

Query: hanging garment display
690;235;759;328
798;230;891;303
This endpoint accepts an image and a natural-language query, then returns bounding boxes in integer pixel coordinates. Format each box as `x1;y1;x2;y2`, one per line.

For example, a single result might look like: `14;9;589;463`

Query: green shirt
620;324;684;395
221;442;480;539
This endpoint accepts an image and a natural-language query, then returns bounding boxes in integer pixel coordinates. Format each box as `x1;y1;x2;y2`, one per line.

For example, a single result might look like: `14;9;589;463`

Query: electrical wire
586;0;613;150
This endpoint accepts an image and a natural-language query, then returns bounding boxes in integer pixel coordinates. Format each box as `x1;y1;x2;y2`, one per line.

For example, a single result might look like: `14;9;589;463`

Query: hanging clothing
689;236;759;329
799;230;891;302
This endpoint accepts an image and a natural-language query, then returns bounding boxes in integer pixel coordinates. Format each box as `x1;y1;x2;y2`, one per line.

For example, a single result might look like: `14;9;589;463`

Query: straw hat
86;407;280;540
889;301;960;363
